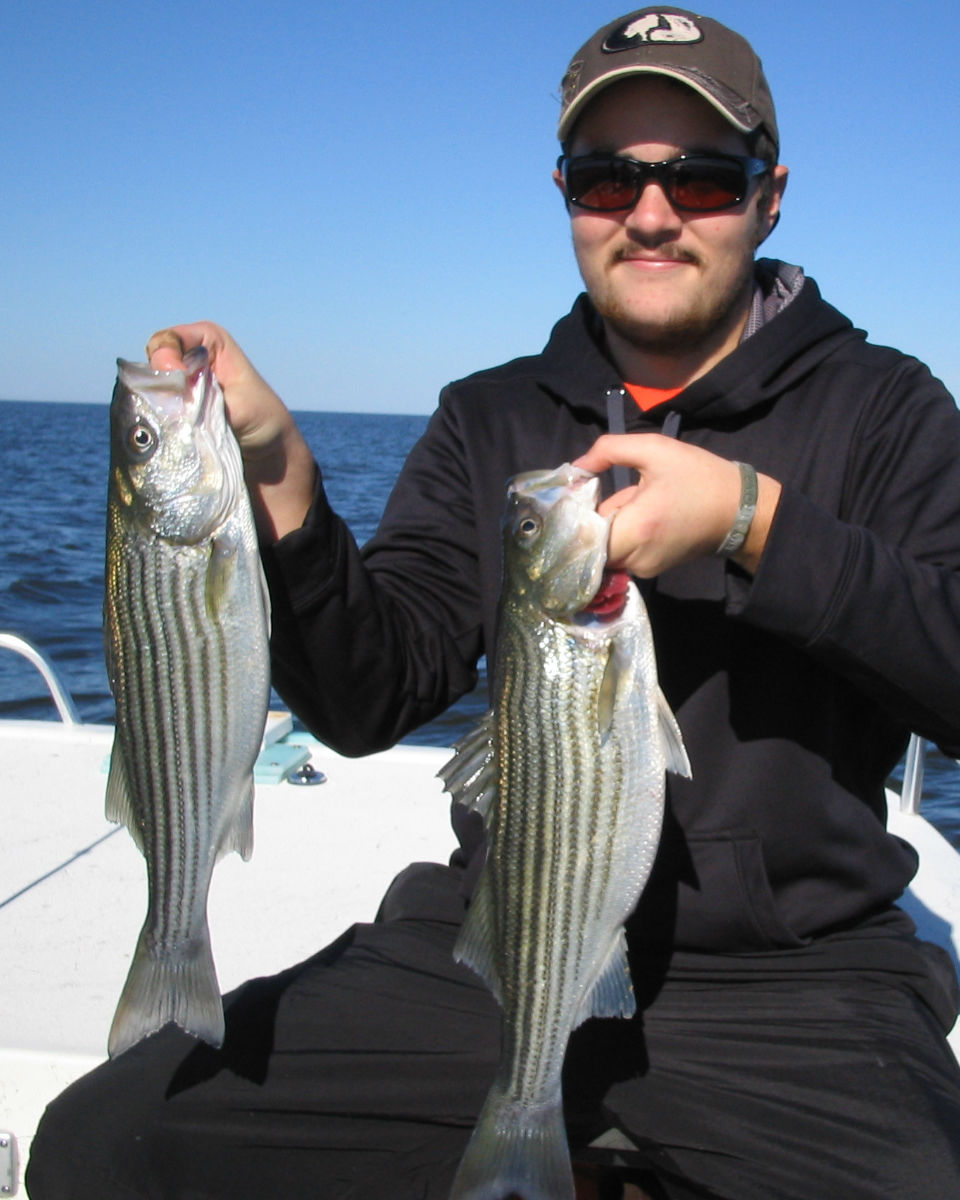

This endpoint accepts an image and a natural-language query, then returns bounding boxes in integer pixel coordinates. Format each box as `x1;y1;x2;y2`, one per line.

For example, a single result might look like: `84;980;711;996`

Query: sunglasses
558;152;768;213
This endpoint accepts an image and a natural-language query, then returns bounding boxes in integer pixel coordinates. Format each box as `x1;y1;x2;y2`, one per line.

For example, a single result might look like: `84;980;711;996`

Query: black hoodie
264;262;960;959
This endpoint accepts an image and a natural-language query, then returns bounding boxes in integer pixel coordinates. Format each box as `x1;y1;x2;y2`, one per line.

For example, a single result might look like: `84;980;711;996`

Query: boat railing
0;632;81;725
900;733;926;815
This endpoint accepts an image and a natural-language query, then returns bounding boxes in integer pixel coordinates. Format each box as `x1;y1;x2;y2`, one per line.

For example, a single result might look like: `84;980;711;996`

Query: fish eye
127;421;157;459
517;516;541;538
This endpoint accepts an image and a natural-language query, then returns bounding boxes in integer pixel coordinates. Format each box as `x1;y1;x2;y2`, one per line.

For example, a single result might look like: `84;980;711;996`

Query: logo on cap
603;12;703;51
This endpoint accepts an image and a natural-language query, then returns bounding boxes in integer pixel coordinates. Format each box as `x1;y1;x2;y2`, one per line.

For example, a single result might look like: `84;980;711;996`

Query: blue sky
2;0;958;413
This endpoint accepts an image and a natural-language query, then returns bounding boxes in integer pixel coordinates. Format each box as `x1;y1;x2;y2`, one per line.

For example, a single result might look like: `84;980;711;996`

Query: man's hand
146;322;316;542
574;433;781;577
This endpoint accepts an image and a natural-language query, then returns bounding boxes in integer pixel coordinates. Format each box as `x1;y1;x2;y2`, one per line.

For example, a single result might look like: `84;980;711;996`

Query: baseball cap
557;8;779;155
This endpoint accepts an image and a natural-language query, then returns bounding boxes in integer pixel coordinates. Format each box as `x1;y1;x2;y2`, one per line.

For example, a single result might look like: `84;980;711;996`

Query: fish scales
113;541;228;931
444;464;690;1200
113;551;211;935
104;349;270;1058
499;615;623;1101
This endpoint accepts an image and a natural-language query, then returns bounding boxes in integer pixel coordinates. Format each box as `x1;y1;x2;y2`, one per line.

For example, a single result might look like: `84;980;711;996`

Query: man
27;9;960;1199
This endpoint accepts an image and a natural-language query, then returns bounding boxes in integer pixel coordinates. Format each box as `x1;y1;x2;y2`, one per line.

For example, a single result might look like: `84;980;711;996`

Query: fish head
502;464;608;619
109;348;244;543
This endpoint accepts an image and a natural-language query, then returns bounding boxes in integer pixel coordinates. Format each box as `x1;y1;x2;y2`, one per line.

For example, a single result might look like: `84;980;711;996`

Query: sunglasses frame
558;152;769;214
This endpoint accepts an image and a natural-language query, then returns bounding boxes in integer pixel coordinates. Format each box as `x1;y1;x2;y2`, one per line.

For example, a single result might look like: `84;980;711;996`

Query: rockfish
104;348;270;1057
441;464;691;1200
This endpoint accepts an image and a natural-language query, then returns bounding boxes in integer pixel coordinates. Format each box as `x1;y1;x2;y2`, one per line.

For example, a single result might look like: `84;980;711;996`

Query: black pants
26;866;960;1200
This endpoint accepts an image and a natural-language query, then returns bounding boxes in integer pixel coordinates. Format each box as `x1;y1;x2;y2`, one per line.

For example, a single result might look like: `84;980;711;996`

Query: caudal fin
108;925;224;1057
449;1088;573;1200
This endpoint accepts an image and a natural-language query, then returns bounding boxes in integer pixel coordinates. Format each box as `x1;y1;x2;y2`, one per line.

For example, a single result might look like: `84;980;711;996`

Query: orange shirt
624;382;684;411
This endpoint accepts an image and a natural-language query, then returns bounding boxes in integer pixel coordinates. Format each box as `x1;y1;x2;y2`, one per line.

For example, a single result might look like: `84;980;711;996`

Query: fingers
573;433;746;576
573;433;652;476
603;502;659;576
146;328;186;371
596;484;640;520
145;322;230;373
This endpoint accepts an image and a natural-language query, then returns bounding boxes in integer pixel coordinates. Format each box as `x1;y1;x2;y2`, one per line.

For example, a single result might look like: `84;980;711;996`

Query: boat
1;633;958;1196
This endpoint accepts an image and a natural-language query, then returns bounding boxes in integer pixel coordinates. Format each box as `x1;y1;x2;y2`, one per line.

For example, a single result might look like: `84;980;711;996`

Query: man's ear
552;165;571;211
757;164;789;246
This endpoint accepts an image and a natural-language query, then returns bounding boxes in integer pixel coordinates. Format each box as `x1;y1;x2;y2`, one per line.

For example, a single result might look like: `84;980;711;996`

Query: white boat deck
0;717;455;1192
1;712;958;1195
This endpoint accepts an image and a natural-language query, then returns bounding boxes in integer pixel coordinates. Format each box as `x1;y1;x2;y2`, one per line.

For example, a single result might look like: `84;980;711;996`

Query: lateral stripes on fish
104;348;270;1057
441;464;690;1200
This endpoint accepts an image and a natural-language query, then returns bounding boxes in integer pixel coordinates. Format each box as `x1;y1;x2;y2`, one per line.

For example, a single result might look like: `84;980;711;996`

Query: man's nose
622;180;683;238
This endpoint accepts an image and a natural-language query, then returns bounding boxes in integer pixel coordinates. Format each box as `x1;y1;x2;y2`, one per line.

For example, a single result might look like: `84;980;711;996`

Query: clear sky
2;0;958;413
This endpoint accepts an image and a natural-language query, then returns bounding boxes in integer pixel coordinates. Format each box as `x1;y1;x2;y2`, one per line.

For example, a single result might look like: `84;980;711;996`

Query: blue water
1;398;957;848
0;400;488;742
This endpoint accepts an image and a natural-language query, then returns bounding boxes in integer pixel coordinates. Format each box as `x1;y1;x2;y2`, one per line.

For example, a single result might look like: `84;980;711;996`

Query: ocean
1;397;958;848
0;399;489;743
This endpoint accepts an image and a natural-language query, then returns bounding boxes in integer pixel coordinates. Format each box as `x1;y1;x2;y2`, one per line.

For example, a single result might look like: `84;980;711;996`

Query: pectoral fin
657;688;692;778
438;712;498;824
205;530;239;620
596;644;617;741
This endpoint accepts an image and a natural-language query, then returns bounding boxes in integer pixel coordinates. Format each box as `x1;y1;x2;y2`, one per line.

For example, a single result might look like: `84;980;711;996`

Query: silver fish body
104;348;270;1057
442;464;690;1200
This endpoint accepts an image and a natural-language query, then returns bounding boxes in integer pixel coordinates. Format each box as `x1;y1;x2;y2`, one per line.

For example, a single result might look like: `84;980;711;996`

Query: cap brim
557;65;755;142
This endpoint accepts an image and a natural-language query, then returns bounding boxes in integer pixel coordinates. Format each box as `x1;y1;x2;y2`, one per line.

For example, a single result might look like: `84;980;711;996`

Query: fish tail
107;925;224;1058
449;1088;573;1200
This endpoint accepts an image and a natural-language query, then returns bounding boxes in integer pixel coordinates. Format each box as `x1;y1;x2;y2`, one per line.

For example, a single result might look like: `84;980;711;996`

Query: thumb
146;329;186;372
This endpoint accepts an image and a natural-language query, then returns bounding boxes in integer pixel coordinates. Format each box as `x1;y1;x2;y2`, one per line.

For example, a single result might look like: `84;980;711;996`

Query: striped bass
441;464;691;1200
104;348;270;1058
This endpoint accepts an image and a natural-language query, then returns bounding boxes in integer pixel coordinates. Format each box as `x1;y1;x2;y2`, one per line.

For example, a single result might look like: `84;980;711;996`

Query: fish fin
453;876;503;1006
596;643;618;740
205;529;239;620
219;777;255;862
438;712;498;823
256;554;272;636
574;928;636;1027
657;687;692;778
104;734;145;853
449;1087;573;1200
108;924;224;1057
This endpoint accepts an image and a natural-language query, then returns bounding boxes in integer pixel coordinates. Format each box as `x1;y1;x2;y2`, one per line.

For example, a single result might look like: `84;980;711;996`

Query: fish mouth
115;347;212;427
581;568;631;620
508;463;599;508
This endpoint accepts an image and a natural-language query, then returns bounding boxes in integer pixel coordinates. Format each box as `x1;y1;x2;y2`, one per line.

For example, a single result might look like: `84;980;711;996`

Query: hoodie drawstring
661;410;682;439
604;388;684;601
604;387;632;494
604;388;684;493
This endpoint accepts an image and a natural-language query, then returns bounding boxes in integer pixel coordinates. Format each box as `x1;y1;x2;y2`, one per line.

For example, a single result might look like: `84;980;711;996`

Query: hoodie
264;262;960;958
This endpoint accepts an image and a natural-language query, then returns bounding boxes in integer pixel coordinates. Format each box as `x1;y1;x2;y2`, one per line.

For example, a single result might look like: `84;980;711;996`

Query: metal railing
900;734;927;815
0;632;81;725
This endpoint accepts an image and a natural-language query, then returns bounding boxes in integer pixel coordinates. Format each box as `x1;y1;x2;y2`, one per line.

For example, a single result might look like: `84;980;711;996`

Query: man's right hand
146;321;317;542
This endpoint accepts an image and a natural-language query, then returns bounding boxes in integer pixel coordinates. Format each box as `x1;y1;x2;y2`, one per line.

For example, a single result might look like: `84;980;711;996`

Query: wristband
715;462;758;557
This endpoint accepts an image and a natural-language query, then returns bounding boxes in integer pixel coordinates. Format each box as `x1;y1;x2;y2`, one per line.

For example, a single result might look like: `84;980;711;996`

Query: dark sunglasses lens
668;161;747;210
565;160;638;211
565;156;755;213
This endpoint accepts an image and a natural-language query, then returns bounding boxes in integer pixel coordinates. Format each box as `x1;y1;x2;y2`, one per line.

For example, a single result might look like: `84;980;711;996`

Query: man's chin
594;274;755;360
603;306;720;357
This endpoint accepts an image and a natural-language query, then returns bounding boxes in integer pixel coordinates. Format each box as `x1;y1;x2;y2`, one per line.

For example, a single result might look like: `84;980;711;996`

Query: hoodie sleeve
260;398;484;756
726;358;960;756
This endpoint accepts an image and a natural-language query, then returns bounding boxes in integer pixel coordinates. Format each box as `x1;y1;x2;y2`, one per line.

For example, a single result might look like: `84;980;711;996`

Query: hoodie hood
535;260;866;429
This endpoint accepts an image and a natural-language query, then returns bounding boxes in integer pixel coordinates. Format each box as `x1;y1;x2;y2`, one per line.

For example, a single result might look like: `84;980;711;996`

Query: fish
440;463;691;1200
103;347;271;1057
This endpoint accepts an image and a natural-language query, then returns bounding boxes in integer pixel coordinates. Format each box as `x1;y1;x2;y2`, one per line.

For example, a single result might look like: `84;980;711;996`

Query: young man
27;9;960;1199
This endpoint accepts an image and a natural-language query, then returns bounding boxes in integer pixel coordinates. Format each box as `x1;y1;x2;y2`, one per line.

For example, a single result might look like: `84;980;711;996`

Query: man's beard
593;249;757;360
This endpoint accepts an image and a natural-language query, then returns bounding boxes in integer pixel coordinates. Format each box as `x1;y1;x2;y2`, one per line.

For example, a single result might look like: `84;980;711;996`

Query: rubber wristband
715;462;758;557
